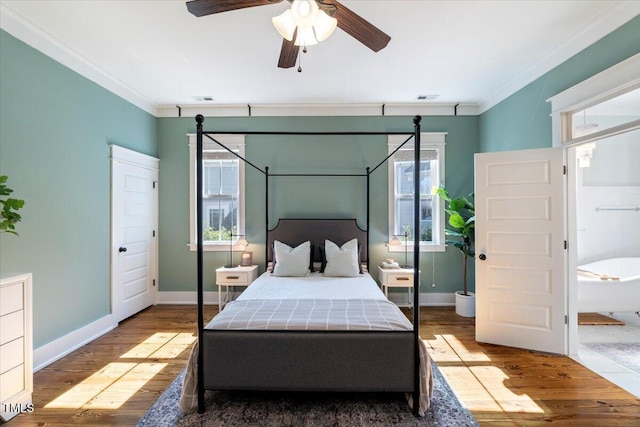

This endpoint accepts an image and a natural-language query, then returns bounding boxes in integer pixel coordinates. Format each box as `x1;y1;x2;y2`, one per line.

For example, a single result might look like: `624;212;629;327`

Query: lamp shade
272;9;296;41
272;0;337;46
313;10;337;42
237;237;248;248
389;236;402;246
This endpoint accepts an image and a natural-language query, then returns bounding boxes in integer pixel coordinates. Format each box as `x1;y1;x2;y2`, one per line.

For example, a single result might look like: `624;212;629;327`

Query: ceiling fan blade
278;37;299;68
324;0;390;52
186;0;283;17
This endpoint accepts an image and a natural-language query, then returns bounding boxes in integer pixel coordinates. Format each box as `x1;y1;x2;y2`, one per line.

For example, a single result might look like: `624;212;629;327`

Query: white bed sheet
236;271;386;301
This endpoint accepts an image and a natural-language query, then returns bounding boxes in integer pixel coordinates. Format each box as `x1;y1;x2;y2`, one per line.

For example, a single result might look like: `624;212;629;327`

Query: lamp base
399;265;413;269
224;264;235;268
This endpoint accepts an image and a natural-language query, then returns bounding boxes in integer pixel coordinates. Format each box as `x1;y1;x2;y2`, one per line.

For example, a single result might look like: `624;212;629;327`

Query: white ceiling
1;0;639;116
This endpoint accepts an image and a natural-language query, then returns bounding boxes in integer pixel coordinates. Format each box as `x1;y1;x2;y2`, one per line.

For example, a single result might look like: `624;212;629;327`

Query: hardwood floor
5;305;640;426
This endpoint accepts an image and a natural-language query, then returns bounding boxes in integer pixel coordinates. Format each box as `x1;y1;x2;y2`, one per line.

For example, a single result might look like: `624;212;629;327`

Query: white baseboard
33;314;116;372
156;291;219;304
387;292;455;306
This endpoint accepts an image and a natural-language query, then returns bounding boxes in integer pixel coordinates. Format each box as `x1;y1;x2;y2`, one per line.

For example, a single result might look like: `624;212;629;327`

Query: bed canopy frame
194;114;424;415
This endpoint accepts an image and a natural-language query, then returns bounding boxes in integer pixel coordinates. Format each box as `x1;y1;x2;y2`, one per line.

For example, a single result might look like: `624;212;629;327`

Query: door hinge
564;240;567;250
565;315;568;325
153;230;156;237
153;279;156;287
563;165;567;175
153;181;157;189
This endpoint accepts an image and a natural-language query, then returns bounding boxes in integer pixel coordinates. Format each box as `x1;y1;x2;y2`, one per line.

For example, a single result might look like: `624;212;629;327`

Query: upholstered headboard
267;219;367;264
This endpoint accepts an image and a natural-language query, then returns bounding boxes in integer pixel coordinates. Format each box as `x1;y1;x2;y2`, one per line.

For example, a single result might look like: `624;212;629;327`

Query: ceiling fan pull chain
298;46;305;72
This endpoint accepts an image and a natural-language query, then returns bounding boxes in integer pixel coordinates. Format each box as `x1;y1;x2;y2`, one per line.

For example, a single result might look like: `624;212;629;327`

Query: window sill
387;244;446;253
188;243;247;252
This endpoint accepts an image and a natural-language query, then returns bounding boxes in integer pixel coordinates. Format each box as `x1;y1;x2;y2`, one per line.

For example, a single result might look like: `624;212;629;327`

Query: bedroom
1;1;639;425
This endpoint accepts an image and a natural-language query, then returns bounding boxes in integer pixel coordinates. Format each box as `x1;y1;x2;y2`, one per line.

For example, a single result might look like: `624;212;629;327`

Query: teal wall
479;15;640;152
0;30;157;348
157;115;479;295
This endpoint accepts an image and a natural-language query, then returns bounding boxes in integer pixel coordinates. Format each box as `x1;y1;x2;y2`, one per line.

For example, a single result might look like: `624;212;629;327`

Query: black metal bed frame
194;114;423;416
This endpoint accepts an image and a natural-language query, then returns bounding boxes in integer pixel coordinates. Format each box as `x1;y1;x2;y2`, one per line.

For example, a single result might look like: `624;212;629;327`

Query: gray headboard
267;219;367;264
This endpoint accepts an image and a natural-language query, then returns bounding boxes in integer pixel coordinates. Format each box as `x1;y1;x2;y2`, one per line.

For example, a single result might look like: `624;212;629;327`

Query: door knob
478;254;486;260
119;247;127;253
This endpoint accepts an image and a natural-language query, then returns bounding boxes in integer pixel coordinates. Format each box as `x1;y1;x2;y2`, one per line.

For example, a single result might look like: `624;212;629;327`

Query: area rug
578;313;625;326
583;342;640;374
136;360;478;427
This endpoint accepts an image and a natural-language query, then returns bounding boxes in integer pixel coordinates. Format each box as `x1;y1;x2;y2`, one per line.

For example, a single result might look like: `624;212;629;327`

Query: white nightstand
216;265;258;311
378;266;417;308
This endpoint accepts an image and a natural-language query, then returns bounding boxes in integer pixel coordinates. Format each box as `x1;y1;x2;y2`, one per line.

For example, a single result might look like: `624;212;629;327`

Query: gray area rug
137;361;478;426
583;342;640;374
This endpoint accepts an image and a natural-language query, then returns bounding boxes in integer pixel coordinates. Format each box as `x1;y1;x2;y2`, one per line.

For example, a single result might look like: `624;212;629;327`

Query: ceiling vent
417;95;439;101
193;96;215;102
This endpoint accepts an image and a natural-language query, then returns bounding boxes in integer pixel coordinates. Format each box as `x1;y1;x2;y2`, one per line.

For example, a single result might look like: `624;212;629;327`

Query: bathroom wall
576;126;640;265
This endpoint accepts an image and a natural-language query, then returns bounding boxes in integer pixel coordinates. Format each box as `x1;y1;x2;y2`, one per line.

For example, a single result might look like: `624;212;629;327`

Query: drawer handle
397;277;410;281
226;276;239;280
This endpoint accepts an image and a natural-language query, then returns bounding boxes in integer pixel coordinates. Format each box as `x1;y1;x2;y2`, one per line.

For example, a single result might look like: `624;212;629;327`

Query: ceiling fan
186;0;391;69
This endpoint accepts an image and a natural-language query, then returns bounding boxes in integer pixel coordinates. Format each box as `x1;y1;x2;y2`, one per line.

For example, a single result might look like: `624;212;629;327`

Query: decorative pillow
323;238;360;277
320;241;362;273
273;240;312;277
273;242;314;273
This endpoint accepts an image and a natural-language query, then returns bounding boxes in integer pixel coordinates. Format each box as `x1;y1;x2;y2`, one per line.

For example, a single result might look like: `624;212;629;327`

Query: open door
475;148;567;354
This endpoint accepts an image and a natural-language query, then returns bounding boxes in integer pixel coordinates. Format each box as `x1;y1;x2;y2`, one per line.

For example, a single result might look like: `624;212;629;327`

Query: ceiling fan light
294;26;318;46
272;10;296;41
313;10;337;42
291;0;319;27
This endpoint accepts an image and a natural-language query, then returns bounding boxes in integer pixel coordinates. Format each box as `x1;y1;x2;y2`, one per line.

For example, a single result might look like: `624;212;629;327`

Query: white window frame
188;133;246;251
388;133;446;253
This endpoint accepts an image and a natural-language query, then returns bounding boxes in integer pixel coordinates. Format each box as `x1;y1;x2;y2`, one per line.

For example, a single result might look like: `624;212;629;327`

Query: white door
111;145;159;323
475;147;567;354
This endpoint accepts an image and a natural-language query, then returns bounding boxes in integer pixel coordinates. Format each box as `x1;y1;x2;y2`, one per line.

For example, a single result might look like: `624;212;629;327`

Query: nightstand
378;266;416;308
216;265;258;311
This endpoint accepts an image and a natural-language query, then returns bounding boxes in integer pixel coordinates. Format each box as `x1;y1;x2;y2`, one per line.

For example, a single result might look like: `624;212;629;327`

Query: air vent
193;96;215;102
417;95;439;101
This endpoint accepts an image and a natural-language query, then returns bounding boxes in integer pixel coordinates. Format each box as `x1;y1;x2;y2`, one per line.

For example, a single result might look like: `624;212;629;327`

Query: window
188;134;245;251
388;133;446;252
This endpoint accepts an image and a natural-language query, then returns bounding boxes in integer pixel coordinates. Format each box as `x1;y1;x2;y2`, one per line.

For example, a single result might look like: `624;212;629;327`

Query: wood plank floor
5;305;640;426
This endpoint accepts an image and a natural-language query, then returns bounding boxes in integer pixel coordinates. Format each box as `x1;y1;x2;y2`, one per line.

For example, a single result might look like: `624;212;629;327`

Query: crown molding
156;102;480;118
478;2;640;114
0;3;158;116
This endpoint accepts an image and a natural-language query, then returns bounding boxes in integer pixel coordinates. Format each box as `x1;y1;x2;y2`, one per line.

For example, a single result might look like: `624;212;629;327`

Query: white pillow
323;238;360;277
273;240;311;277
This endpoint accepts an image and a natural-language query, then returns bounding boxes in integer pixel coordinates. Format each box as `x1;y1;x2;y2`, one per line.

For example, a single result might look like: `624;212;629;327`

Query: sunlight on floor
427;333;544;414
44;332;195;410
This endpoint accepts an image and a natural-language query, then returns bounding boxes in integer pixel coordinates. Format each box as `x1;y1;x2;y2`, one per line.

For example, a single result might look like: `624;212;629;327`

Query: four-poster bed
181;115;431;416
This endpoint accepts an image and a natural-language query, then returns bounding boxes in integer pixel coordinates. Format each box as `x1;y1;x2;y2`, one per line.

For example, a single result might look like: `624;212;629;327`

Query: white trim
188;134;246;251
545;52;640;356
0;4;157;116
110;144;159;170
547;52;640;147
386;292;455;307
156;291;219;305
387;133;447;251
157;103;480;118
480;2;640;114
33;314;116;372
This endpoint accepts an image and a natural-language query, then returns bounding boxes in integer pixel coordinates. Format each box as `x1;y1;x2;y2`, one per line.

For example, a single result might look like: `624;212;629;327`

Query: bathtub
577;257;640;313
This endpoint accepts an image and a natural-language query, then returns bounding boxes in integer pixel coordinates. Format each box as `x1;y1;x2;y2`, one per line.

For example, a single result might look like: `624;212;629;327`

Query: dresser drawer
0;364;24;402
0;310;24;345
0;338;24;374
217;270;251;284
0;283;23;315
387;274;414;285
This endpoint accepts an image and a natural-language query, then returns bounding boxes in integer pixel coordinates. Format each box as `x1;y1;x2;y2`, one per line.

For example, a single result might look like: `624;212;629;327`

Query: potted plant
434;185;476;317
0;175;25;235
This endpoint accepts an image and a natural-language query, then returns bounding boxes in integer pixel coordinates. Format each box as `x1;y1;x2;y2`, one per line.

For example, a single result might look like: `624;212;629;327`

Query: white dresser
0;273;33;421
